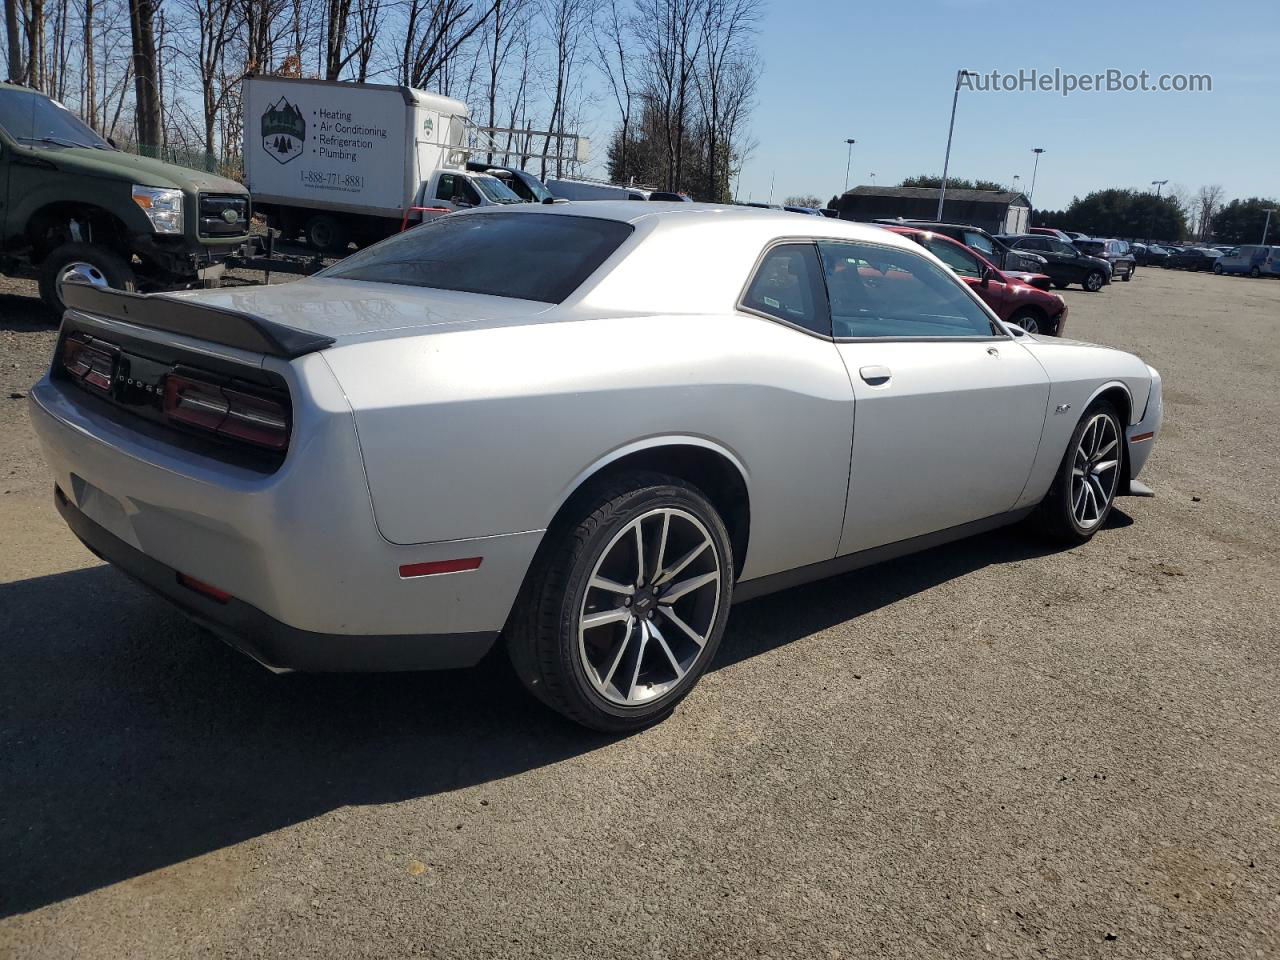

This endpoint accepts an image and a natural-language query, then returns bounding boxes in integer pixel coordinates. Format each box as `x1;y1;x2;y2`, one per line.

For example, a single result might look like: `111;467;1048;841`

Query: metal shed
834;186;1032;235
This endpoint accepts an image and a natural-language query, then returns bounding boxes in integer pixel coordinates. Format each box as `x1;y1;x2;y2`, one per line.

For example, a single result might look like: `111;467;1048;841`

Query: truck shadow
0;517;1113;916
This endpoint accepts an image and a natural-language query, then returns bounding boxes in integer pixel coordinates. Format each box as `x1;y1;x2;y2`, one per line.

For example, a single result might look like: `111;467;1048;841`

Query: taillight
62;335;117;392
163;374;290;450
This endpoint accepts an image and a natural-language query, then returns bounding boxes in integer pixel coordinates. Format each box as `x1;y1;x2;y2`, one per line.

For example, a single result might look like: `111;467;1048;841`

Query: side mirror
980;266;995;288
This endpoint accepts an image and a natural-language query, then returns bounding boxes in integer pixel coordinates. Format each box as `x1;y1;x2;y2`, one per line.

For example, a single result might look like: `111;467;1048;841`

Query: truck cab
0;82;251;315
423;169;525;213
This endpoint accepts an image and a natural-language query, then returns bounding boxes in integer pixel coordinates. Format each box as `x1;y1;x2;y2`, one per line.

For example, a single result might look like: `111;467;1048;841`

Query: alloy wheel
1071;413;1121;530
577;507;722;706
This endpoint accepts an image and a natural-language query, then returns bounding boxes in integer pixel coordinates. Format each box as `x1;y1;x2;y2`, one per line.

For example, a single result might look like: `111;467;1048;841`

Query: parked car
0;82;251;316
1132;243;1170;267
1075;238;1136;281
817;209;839;219
32;205;1162;731
1030;227;1073;242
883;225;1068;335
997;234;1113;291
873;219;1049;277
1167;247;1223;271
1214;245;1280;277
1064;231;1090;242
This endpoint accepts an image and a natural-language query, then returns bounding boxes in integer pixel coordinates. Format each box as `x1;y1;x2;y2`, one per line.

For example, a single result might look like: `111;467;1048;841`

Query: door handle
987;347;1000;356
859;365;891;385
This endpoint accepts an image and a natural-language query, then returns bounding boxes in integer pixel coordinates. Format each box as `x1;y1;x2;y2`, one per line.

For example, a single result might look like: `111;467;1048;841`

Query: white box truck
242;76;531;251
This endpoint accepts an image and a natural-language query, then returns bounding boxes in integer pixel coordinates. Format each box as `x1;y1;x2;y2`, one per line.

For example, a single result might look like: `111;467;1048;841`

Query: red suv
883;225;1068;336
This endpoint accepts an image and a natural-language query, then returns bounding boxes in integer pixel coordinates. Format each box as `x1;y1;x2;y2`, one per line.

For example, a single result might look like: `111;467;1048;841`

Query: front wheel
1213;263;1224;275
1035;401;1124;544
38;242;137;317
1083;270;1105;292
506;473;734;732
1008;308;1044;335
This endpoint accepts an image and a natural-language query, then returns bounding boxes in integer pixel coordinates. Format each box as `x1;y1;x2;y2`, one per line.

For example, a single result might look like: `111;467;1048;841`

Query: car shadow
0;513;1123;916
0;292;54;330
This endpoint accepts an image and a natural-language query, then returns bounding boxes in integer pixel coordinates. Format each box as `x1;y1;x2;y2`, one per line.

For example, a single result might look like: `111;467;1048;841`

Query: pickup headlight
131;186;184;234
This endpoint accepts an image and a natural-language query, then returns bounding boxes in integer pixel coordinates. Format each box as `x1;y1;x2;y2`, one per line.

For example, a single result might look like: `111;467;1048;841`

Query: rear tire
1250;266;1261;278
38;242;137;318
1052;279;1069;289
303;214;348;254
1034;401;1124;544
506;472;734;732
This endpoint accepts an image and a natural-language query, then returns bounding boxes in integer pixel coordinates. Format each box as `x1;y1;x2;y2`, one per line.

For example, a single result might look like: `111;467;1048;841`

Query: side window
927;237;984;279
1050;239;1076;256
458;178;482;206
741;243;830;335
817;240;998;340
435;173;455;201
1019;237;1048;251
963;231;995;256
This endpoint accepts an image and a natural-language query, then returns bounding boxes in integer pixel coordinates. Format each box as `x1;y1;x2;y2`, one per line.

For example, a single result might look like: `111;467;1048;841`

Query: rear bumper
56;486;498;671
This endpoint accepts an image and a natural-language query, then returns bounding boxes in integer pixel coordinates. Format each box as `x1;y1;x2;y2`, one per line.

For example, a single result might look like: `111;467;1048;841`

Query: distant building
833;186;1032;235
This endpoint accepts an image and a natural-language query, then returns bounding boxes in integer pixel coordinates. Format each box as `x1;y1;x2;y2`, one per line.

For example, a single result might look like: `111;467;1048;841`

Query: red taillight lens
163;374;290;450
62;336;116;392
177;572;232;604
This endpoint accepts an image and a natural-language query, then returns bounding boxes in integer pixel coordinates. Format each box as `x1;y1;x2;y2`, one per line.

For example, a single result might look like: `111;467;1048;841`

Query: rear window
321;212;633;303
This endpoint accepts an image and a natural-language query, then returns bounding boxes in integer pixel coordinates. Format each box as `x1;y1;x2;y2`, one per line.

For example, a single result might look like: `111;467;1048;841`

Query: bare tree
635;0;704;190
591;0;634;180
127;0;162;147
480;0;526;160
539;0;589;179
1195;184;1225;241
693;0;757;200
4;0;24;83
399;0;496;92
80;0;97;128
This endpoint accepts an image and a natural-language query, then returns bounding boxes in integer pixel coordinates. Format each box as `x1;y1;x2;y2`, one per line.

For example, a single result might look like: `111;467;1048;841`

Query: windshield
520;174;553;203
321;212;633;303
0;89;111;149
472;175;523;204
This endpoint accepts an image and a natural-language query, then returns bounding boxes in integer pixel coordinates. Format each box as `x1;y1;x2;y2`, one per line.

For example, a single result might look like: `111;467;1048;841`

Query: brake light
163;374;290;450
62;335;116;392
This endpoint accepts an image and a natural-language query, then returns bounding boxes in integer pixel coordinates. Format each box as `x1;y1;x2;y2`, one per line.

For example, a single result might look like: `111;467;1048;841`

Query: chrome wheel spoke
654;538;711;586
598;618;636;692
659;604;707;649
648;621;685;680
660;570;718;603
589;575;635;597
632;523;646;586
654;512;671;581
625;622;650;701
1092;458;1118;476
582;607;631;631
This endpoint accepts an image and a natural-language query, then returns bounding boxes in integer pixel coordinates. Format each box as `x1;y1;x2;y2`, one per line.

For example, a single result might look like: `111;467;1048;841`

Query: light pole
1028;147;1045;202
1148;179;1168;244
843;139;856;192
1261;208;1275;245
937;70;973;220
869;172;876;185
1011;174;1021;193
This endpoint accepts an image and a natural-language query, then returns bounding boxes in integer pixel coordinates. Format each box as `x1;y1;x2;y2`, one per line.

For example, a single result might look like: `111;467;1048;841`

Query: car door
818;239;1050;556
924;235;1006;316
1048;238;1092;282
1013;236;1069;285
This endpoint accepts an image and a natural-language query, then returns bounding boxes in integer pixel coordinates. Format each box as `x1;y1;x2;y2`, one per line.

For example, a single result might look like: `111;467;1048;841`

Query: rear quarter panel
321;312;856;581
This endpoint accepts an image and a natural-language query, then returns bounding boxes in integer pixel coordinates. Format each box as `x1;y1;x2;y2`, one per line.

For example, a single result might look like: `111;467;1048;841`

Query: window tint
435;173;456;201
817;240;999;340
322;212;633;303
1018;237;1049;251
927;237;984;279
0;89;110;148
741;243;830;335
963;231;995;255
1049;239;1077;256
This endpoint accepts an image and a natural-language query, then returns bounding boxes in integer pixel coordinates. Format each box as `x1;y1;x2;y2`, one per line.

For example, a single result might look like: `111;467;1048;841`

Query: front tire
1008;308;1044;335
1083;270;1105;292
38;242;137;317
1035;401;1124;544
1250;266;1261;278
1213;263;1224;275
506;473;734;732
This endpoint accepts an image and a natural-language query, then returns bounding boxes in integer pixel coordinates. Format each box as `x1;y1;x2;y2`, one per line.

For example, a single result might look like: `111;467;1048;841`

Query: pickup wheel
38;243;137;318
1035;400;1124;544
506;472;733;732
303;214;348;254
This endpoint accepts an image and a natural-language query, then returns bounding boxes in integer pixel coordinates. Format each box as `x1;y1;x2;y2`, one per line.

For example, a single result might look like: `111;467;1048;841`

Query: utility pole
937;70;973;221
1028;147;1045;201
1261;208;1275;246
1147;179;1168;244
843;139;856;192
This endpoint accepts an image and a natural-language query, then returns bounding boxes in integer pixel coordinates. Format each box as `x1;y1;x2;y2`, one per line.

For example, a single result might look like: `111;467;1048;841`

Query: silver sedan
30;204;1162;730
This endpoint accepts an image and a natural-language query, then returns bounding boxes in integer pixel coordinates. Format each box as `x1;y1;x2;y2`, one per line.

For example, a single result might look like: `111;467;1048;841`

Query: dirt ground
1;265;1278;959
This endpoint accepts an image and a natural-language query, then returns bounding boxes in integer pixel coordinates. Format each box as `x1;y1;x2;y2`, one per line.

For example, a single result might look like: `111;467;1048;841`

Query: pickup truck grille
198;193;250;237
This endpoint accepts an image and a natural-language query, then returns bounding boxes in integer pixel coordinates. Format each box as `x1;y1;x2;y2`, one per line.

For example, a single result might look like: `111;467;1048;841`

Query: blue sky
725;0;1278;209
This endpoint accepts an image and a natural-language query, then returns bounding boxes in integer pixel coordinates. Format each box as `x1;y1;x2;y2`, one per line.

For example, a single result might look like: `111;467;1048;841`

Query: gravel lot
1;266;1278;959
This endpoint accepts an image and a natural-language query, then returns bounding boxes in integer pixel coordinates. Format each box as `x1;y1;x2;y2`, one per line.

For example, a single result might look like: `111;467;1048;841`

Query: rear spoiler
62;284;335;359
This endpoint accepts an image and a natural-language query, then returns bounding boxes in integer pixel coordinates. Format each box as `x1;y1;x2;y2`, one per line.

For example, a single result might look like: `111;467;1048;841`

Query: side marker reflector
399;557;483;579
177;572;232;604
1130;432;1154;443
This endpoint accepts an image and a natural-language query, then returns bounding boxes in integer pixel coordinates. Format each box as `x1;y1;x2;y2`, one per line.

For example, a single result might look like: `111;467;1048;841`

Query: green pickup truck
0;82;251;315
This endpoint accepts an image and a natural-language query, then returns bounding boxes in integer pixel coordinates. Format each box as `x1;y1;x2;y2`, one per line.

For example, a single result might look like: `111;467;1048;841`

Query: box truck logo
261;97;306;164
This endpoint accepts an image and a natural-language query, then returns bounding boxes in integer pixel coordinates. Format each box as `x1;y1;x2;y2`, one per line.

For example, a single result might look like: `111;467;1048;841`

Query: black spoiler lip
62;284;335;359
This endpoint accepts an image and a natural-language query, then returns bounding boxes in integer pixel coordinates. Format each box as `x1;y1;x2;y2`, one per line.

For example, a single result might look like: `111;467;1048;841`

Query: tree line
1;0;761;195
1036;187;1277;245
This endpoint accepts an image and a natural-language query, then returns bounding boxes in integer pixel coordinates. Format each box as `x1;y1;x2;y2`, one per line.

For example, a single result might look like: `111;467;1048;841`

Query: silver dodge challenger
30;204;1162;731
